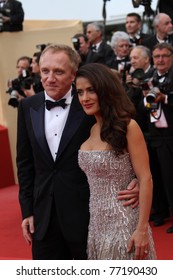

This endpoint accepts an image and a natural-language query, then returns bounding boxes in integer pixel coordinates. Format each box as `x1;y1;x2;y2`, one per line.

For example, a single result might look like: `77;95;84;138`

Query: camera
71;37;80;51
6;69;33;108
132;0;152;8
131;68;145;80
129;68;150;90
0;3;10;30
36;43;49;52
146;87;160;103
145;79;173;110
0;5;10;16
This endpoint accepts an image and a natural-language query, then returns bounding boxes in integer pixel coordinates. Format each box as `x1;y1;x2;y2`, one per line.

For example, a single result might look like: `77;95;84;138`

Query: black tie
157;72;168;81
117;58;127;63
45;99;67;110
130;37;138;45
91;45;97;51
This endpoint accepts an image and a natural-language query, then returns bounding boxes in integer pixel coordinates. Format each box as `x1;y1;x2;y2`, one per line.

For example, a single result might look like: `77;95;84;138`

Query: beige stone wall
0;20;83;182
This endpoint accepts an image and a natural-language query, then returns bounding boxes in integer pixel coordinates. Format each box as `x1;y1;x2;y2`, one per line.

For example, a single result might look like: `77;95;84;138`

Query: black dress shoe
153;218;164;227
166;225;173;233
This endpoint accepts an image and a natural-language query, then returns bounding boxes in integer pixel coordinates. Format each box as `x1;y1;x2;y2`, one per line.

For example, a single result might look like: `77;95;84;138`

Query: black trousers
149;145;170;218
32;202;87;260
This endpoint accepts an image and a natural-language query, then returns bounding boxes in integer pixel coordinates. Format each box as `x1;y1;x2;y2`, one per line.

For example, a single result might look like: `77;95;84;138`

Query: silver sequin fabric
78;150;156;260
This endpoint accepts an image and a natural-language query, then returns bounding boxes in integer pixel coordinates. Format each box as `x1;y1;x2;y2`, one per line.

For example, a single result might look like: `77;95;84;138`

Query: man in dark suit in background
0;0;24;32
17;44;139;260
85;21;115;65
143;13;173;51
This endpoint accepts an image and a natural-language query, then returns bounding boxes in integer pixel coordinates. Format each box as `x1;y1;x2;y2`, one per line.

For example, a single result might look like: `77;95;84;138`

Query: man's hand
117;178;139;208
23;85;35;97
2;16;10;23
21;216;34;245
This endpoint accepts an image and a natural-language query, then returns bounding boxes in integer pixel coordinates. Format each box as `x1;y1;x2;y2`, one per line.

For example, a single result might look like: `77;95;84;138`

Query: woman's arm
126;119;153;259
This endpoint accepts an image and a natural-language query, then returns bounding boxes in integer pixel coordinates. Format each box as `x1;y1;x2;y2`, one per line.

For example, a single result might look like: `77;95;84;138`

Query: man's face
114;39;130;58
125;16;141;36
16;59;30;76
79;37;90;55
40;50;76;100
153;48;173;74
156;15;173;36
130;48;149;70
86;25;101;44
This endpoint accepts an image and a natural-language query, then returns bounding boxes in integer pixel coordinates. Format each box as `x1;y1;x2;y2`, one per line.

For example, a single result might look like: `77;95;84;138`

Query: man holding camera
143;43;173;233
125;45;154;128
0;0;24;32
7;56;31;108
71;33;90;67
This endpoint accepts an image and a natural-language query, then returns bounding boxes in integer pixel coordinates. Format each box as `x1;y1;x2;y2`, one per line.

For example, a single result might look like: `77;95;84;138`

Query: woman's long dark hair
75;63;136;154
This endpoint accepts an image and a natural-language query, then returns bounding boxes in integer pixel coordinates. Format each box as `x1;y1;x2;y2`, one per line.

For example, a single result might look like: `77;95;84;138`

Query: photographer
142;43;173;232
0;0;24;32
124;45;154;125
7;56;31;108
71;33;90;66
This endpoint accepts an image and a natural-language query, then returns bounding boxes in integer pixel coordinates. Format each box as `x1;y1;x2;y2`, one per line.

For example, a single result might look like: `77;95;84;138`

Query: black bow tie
91;45;97;51
45;98;67;110
157;72;168;81
130;37;140;45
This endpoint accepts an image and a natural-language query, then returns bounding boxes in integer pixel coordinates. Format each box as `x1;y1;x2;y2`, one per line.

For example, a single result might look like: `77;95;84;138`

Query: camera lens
146;87;159;103
131;68;144;80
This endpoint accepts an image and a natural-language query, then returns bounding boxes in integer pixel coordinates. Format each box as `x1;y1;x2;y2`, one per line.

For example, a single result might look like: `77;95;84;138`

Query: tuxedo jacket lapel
30;93;54;164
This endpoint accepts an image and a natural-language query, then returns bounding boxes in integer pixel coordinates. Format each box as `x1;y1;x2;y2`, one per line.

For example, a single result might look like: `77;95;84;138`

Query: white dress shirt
44;88;72;161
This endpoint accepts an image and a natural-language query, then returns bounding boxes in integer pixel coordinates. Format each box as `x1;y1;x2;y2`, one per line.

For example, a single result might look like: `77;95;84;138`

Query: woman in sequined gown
75;63;156;260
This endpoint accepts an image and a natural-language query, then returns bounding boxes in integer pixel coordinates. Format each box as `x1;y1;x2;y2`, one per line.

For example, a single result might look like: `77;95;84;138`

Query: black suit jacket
143;34;173;51
17;91;95;242
85;41;115;66
1;0;24;32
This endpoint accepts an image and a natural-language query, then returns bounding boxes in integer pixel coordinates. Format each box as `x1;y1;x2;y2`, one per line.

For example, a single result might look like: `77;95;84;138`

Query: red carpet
0;184;173;260
0;126;15;188
0;185;31;260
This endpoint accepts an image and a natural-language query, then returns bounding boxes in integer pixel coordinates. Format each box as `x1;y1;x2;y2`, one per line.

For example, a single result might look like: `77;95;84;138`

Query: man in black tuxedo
142;43;173;233
0;0;24;32
143;13;173;52
71;33;90;66
17;44;139;260
108;31;131;73
85;21;115;66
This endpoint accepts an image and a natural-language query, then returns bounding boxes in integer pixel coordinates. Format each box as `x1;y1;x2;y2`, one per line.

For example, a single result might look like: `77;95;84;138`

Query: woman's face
76;77;100;116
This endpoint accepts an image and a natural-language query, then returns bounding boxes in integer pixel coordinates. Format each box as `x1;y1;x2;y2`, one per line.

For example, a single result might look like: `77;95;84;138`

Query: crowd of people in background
72;12;173;235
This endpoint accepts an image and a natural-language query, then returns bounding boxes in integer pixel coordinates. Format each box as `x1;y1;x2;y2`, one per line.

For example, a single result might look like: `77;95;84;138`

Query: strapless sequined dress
78;150;156;260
